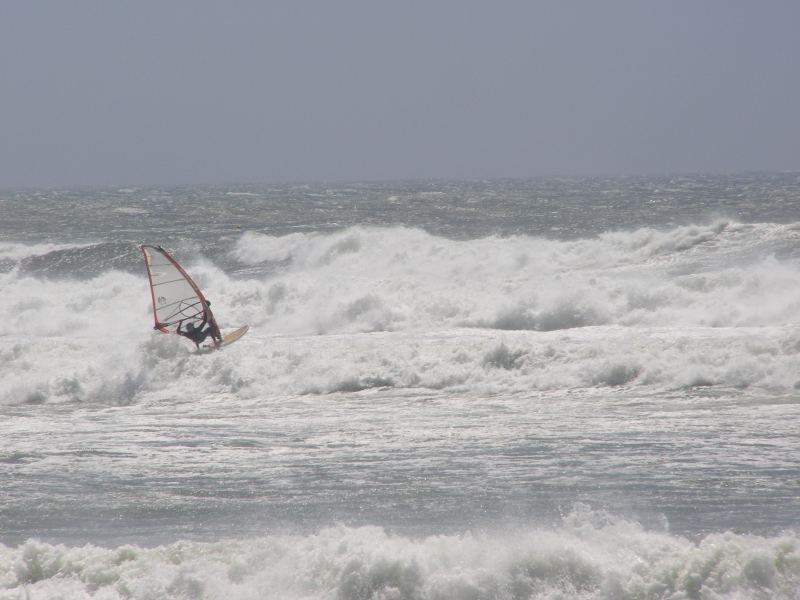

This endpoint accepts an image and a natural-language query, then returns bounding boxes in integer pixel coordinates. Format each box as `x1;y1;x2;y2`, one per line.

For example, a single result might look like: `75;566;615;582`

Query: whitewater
1;176;799;599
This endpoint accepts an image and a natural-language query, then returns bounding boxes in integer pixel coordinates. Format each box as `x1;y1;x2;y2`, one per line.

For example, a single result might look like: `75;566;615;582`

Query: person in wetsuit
178;300;222;350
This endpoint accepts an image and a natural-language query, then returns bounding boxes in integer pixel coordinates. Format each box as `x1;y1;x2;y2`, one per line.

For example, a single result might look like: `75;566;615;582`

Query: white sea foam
1;508;797;599
0;269;150;405
2;223;800;405
227;222;800;334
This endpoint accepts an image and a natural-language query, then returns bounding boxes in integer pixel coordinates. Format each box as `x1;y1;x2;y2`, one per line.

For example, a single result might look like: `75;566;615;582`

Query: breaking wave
2;221;800;404
1;508;798;600
226;221;800;334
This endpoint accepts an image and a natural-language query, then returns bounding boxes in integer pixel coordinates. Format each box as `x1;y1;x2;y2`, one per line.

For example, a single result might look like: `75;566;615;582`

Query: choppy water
1;175;800;599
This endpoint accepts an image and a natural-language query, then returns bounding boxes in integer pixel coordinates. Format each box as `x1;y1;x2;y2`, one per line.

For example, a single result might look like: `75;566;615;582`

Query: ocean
1;174;799;599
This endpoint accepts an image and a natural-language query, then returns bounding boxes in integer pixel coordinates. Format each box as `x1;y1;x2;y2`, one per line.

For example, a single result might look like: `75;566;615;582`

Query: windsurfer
178;301;222;349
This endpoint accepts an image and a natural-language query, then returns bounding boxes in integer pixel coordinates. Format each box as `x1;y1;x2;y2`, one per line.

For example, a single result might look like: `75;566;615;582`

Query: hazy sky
1;1;798;186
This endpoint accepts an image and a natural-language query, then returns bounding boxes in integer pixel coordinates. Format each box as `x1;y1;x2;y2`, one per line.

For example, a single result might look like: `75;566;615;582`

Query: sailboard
202;325;249;351
139;245;247;350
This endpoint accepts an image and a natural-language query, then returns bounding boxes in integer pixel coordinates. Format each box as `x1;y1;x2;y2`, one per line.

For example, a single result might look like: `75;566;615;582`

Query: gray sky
1;1;798;186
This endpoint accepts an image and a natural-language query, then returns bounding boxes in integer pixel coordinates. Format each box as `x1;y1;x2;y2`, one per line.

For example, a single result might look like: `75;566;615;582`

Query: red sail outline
139;244;220;336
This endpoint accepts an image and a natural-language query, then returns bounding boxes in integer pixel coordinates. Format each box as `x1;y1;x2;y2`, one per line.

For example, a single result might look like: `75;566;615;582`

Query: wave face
2;509;798;600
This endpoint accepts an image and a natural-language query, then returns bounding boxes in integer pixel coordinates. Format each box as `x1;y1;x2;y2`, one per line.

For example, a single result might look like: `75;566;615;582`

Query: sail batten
152;277;189;287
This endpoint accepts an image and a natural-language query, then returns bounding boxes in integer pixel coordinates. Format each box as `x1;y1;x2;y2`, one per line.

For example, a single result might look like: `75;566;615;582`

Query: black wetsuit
178;313;220;347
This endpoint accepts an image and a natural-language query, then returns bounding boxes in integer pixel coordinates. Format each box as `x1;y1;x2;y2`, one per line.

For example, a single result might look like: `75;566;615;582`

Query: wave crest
3;509;799;599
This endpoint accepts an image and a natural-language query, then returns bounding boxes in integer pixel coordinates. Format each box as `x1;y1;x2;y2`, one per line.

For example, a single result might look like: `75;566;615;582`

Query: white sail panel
139;245;211;334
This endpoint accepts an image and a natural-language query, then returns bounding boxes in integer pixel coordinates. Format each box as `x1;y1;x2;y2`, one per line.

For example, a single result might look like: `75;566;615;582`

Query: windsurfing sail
139;245;219;335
